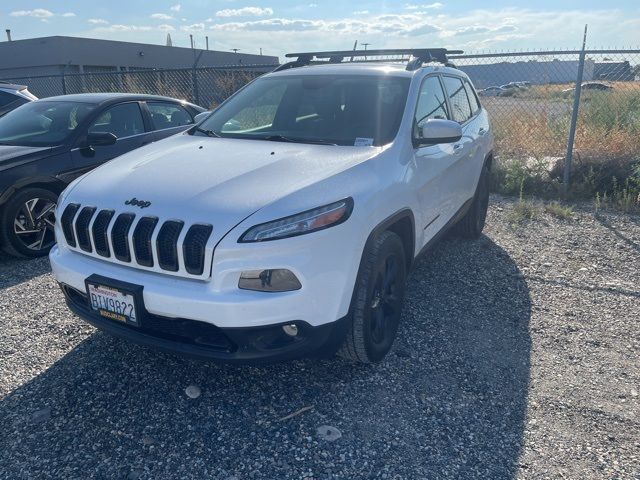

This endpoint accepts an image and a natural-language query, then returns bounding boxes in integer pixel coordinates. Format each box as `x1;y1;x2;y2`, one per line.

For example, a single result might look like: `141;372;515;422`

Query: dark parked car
0;82;37;117
0;93;205;258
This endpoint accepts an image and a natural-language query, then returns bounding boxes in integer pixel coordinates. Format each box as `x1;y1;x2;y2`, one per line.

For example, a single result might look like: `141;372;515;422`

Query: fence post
61;63;68;95
563;25;588;191
192;50;204;105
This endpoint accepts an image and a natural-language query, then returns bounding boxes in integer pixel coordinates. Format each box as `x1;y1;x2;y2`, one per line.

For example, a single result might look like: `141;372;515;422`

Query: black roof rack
275;48;463;72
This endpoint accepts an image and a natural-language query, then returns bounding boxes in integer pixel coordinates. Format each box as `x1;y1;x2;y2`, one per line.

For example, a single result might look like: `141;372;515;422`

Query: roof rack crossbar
282;48;463;71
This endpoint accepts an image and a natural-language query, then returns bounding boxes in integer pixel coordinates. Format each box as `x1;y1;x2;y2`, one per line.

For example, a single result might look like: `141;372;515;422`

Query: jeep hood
67;133;378;235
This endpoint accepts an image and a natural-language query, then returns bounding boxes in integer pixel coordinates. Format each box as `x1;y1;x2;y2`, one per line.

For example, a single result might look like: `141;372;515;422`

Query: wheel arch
365;208;416;271
0;177;66;208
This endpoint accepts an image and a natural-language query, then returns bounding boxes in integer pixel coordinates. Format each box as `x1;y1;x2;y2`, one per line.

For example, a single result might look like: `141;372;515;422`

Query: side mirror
415;119;462;146
84;132;117;148
194;111;211;123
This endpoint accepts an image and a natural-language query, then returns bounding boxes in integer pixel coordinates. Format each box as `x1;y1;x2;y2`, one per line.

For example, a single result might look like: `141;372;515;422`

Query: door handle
453;143;463;150
478;128;487;136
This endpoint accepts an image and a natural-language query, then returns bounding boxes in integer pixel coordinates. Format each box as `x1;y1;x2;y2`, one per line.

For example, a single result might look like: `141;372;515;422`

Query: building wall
0;36;278;79
458;59;596;88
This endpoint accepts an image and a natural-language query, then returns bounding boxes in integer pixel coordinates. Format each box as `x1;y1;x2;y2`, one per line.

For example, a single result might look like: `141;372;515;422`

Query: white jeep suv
50;48;493;364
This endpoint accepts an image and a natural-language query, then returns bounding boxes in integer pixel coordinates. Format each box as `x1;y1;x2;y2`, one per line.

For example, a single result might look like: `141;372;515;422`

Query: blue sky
2;1;639;59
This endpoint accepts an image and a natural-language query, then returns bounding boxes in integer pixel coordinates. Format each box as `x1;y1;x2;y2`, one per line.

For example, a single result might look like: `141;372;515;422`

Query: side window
88;103;144;139
0;91;17;108
147;102;193;130
442;76;472;123
464;80;480;114
413;76;449;138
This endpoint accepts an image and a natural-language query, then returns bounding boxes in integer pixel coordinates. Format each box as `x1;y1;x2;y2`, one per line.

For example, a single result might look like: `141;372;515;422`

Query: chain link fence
0;64;275;109
1;50;639;205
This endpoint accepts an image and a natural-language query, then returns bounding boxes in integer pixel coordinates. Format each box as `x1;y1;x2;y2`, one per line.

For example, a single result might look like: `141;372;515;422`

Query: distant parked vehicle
561;82;614;93
0;82;37;117
478;86;506;97
0;93;205;257
499;82;526;90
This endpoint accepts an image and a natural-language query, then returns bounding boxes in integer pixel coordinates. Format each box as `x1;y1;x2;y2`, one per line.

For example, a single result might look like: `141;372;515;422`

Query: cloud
308;3;318;6
151;13;173;20
10;9;54;18
62;12;76;17
97;24;153;32
216;7;274;18
88;18;109;25
170;4;181;12
157;24;175;31
181;23;205;32
404;3;443;10
353;10;369;15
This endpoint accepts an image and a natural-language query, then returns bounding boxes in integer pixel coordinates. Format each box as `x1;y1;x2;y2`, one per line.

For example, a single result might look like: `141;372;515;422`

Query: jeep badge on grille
124;198;151;209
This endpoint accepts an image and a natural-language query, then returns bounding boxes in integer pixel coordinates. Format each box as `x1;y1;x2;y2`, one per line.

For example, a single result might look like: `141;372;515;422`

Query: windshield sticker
354;137;374;147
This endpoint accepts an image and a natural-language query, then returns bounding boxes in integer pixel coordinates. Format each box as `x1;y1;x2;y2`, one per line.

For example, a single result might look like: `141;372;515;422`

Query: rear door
144;101;195;142
440;75;481;206
70;101;149;173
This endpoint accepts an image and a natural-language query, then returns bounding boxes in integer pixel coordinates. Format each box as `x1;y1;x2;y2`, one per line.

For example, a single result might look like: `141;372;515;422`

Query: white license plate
87;283;138;324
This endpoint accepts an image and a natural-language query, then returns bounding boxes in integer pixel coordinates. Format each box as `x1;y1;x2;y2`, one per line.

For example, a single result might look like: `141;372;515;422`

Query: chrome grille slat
91;210;115;257
75;207;96;253
133;217;158;267
183;224;213;276
111;213;136;262
60;203;80;247
65;204;212;278
156;220;184;272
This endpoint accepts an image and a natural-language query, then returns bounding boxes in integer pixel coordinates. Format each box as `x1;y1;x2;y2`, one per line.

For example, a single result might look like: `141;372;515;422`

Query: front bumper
61;283;349;364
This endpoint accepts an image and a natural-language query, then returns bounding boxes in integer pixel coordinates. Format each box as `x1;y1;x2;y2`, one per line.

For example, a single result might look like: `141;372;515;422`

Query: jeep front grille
60;204;214;278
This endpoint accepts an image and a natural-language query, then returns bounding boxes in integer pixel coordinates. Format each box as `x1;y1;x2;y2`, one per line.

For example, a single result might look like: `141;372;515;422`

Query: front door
71;102;149;174
410;75;468;249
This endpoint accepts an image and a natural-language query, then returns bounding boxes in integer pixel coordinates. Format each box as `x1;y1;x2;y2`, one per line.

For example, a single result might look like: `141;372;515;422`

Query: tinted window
442;76;472;123
147;102;193;130
414;76;449;138
464;80;480;113
199;75;411;147
0;90;17;108
0;101;95;147
89;103;144;138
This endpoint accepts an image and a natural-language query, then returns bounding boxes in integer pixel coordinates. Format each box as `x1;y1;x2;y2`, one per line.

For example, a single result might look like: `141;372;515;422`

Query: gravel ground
0;195;638;479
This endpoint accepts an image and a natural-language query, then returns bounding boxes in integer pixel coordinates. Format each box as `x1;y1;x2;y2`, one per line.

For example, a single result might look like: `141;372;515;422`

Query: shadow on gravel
0;254;51;289
0;236;531;479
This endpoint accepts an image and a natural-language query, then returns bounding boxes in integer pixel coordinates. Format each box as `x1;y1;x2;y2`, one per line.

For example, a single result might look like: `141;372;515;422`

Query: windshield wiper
194;127;221;138
261;135;337;146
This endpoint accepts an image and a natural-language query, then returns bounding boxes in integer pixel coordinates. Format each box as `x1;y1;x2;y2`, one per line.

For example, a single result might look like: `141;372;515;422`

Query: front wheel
339;230;407;363
1;188;58;258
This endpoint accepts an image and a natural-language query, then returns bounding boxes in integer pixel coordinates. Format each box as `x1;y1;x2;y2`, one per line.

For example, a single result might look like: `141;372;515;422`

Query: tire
1;187;58;258
455;160;491;239
339;230;407;363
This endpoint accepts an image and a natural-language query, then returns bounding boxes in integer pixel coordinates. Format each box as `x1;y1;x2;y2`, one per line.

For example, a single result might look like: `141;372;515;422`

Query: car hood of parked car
0;144;58;171
64;133;380;235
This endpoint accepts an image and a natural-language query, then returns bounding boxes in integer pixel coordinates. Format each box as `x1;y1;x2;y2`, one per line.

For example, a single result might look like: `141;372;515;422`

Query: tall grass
489;83;640;212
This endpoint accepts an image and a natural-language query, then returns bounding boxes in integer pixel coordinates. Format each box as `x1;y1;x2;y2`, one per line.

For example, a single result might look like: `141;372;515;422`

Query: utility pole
362;43;370;51
205;36;209;50
231;48;241;53
189;34;194;49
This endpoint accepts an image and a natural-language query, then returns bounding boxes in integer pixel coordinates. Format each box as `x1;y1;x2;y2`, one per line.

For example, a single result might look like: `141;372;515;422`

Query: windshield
0;101;95;147
196;74;411;146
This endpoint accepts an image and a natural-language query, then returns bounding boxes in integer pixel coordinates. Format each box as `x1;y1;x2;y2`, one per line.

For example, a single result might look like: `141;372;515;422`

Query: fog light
282;324;298;337
239;269;301;292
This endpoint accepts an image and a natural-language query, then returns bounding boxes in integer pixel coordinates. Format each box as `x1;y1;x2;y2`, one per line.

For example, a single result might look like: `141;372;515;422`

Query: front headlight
239;198;353;242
